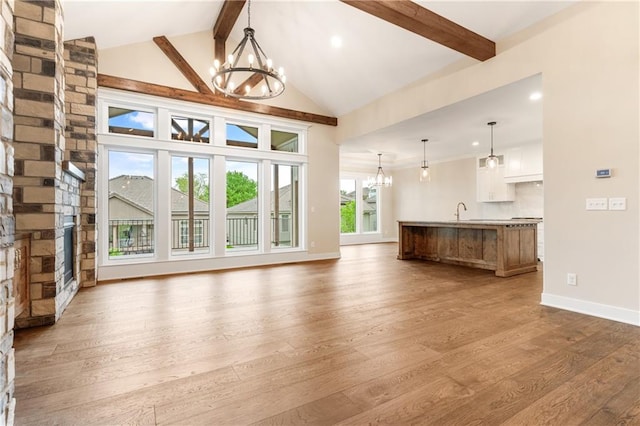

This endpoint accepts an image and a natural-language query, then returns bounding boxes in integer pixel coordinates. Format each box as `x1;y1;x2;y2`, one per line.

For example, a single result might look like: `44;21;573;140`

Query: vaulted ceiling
62;0;576;165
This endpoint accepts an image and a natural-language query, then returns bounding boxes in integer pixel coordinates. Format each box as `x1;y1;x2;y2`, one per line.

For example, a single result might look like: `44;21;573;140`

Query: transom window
171;115;210;143
227;123;258;149
108;106;155;137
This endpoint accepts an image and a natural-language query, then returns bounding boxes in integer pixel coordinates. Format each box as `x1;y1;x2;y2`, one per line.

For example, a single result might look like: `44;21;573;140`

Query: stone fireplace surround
0;0;97;422
13;1;97;328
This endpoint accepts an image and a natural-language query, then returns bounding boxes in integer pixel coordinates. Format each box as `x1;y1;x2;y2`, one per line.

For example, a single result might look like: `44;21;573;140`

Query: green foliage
109;247;123;256
174;172;210;202
340;200;356;233
226;171;257;208
173;171;257;208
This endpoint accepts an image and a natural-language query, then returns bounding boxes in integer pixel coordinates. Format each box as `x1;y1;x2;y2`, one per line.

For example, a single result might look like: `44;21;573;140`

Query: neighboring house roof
340;188;377;213
228;184;293;215
109;175;209;213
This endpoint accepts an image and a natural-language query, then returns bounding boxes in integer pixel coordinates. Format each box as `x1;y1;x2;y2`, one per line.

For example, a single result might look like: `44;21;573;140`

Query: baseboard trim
541;293;640;326
98;251;342;282
340;235;398;246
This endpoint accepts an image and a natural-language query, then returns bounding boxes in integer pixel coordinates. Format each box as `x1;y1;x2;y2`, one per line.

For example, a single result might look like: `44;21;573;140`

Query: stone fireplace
12;1;97;328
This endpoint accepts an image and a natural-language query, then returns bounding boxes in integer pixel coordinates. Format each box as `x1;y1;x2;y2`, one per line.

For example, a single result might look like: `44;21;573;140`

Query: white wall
339;2;640;325
393;158;477;222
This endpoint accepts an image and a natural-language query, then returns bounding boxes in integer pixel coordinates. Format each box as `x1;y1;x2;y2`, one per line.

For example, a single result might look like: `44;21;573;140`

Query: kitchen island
398;220;539;277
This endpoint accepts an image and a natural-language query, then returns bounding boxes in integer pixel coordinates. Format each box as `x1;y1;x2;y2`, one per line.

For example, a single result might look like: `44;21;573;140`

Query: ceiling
341;73;543;168
62;0;573;166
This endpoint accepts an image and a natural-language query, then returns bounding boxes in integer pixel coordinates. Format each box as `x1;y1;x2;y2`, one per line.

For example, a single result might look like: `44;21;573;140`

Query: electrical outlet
609;197;626;210
567;273;577;286
586;198;608;210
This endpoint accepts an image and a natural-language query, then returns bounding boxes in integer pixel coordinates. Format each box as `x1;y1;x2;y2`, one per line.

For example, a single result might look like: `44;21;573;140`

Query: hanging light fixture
367;153;392;187
486;121;500;169
420;138;430;182
210;0;285;100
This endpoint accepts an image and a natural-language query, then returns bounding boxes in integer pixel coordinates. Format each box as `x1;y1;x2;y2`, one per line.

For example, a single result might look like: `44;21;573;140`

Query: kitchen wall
340;1;639;325
391;157;543;224
480;181;543;219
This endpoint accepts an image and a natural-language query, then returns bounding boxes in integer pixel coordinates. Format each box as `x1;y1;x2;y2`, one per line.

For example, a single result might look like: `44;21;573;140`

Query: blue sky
108;114;292;188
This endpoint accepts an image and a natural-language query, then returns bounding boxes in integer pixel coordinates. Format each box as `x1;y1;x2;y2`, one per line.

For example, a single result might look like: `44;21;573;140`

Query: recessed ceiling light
529;91;543;101
472;141;480;146
331;36;343;49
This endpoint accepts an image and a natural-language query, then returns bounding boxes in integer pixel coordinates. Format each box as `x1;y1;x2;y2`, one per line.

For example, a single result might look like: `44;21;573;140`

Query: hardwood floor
14;243;640;425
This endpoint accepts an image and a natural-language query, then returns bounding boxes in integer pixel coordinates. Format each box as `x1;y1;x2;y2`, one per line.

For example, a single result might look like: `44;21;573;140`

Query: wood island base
398;220;539;277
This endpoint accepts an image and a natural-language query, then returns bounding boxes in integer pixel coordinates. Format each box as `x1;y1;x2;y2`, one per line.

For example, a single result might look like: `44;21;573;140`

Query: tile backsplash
479;181;544;219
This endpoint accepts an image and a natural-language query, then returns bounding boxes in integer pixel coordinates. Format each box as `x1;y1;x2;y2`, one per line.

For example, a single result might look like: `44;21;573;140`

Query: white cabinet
504;143;543;183
476;156;515;202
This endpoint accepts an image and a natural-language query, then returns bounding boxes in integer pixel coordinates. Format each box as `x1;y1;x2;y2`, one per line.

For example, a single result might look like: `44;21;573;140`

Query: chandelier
420;138;430;182
367;153;392;187
486;121;499;169
210;0;286;100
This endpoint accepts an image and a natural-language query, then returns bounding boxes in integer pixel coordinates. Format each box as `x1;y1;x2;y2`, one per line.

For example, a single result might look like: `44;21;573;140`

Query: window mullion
260;159;271;253
156;150;171;260
213;155;227;256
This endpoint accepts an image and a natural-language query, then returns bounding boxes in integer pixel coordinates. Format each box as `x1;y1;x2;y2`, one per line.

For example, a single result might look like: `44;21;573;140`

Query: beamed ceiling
63;0;576;165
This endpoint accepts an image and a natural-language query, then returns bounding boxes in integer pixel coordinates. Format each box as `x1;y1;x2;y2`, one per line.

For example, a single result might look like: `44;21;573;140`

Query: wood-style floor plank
13;243;640;425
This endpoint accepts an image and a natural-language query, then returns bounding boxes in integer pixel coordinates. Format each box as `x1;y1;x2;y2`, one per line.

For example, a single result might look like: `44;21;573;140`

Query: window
362;183;377;232
178;220;204;246
108;151;155;258
226;160;259;250
227;123;258;149
340;179;356;234
179;220;188;245
340;176;381;236
171;156;210;254
108;107;155;137
171;115;210;143
271;129;298;153
98;94;309;277
271;164;299;248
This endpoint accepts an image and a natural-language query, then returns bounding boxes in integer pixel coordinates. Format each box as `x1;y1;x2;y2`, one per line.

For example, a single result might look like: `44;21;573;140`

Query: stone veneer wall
64;37;96;288
0;0;16;423
13;0;70;327
59;166;82;309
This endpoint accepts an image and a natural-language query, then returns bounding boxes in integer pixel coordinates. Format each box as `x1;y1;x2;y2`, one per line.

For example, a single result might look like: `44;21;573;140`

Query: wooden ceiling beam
212;0;246;62
233;73;264;96
98;74;338;126
153;36;213;95
340;0;495;61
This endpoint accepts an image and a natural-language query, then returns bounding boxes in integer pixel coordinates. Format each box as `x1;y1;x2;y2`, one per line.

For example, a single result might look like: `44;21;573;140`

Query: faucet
455;202;467;221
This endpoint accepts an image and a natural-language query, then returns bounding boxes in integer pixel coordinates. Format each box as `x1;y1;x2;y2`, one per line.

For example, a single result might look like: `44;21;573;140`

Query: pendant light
420;139;430;182
486;121;499;169
210;0;285;100
367;153;392;187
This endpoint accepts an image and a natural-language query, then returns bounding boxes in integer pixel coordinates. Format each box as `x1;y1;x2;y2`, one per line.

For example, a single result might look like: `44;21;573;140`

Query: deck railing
108;217;292;255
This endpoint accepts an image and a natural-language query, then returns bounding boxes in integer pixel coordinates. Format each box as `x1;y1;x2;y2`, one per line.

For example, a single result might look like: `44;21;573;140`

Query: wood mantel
398;220;539;277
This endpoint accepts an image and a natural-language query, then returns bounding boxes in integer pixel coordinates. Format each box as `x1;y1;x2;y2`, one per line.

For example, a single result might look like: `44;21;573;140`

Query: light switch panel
609;197;627;210
586;198;608;210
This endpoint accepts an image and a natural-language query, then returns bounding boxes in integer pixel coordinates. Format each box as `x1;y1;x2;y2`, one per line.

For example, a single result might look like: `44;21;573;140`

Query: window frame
339;174;383;240
97;89;309;275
